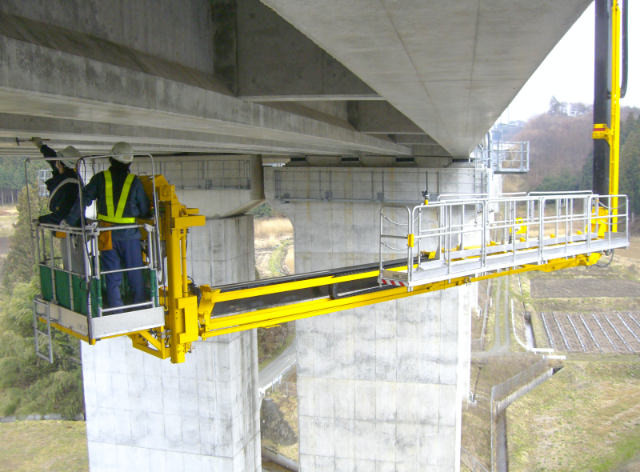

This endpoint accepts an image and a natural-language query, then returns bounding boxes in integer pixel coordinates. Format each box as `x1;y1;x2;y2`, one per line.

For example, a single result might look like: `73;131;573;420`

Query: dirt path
0;236;9;256
531;278;640;298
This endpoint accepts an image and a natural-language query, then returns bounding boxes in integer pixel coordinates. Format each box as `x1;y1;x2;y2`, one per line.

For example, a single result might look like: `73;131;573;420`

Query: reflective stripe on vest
97;170;136;224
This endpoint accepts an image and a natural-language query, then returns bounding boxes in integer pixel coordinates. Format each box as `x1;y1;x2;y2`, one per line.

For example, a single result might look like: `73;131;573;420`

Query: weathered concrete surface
0;0;215;75
132;156;264;218
0;7;407;157
265;166;487;214
186;215;256;289
232;0;378;100
260;0;591;157
294;288;471;471
82;215;260;472
267;167;478;471
0;0;588;159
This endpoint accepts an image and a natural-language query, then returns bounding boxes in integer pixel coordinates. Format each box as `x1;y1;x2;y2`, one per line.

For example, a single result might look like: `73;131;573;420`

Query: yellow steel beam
610;0;621;199
200;253;600;339
592;1;622;230
211;269;381;303
129;332;169;360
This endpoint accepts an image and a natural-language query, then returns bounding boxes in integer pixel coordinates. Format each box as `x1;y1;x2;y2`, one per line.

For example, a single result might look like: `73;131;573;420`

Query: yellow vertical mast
609;0;621;229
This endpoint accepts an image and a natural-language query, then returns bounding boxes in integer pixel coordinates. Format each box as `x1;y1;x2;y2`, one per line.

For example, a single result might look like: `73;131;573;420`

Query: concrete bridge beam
0;8;408;157
215;0;379;101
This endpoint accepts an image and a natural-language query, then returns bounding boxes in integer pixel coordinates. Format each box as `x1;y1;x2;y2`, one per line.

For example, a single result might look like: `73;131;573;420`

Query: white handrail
379;193;629;289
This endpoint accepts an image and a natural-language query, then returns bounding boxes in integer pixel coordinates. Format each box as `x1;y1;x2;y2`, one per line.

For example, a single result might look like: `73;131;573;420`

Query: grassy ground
255;216;296;368
255;217;295;278
0;205;18;238
508;356;640;472
505;236;640;471
0;421;88;472
463;235;640;471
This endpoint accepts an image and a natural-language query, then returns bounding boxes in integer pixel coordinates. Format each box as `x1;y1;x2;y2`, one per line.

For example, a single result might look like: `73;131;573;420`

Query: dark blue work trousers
101;238;145;308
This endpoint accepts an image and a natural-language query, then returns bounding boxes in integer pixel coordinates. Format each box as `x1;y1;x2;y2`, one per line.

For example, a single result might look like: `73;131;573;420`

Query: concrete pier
266;166;478;471
81;215;260;472
295;288;471;471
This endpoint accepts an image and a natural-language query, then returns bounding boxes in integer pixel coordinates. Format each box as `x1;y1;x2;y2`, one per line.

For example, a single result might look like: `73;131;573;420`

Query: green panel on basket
71;275;87;315
71;275;101;317
54;270;71;309
38;267;102;317
39;266;53;301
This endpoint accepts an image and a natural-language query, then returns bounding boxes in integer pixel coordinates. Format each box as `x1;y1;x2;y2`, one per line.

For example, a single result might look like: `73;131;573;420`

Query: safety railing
28;153;165;345
379;193;629;289
473;141;530;173
33;221;164;342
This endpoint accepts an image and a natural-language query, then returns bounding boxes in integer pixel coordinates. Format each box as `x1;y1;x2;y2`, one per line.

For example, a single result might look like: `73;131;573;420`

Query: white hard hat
111;142;134;164
57;146;81;169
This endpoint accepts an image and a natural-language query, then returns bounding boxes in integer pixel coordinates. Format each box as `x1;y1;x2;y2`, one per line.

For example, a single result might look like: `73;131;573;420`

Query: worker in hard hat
31;137;81;225
67;142;151;309
31;137;84;273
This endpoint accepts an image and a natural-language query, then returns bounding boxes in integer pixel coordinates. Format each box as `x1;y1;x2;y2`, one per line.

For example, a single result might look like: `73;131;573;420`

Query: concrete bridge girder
1;0;590;160
0;7;409;157
260;0;591;157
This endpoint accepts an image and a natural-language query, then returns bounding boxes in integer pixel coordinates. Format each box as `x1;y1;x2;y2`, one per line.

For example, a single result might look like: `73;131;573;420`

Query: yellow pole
609;0;621;230
167;226;186;363
181;229;189;298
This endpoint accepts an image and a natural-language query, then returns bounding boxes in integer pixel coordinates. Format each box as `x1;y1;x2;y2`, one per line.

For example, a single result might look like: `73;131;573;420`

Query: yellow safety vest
97;170;136;224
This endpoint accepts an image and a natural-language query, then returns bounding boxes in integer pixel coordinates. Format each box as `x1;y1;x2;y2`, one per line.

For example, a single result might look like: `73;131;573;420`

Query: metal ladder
32;300;53;363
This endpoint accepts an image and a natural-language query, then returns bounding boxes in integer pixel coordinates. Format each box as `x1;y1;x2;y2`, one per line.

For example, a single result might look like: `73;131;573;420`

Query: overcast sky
498;2;639;123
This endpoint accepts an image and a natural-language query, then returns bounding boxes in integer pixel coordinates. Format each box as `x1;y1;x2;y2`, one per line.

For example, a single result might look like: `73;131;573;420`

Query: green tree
0;185;83;419
535;171;581;192
620;124;640;216
2;186;47;290
0;156;43;191
621;112;639;146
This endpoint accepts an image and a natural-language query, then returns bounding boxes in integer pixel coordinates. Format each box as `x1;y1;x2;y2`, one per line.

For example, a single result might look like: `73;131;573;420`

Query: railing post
417;206;423;266
66;231;75;313
511;199;517;267
447;204;452;276
587;196;594;253
538;197;545;264
49;232;57;304
460;203;465;252
378;207;383;279
481;201;487;266
407;206;414;286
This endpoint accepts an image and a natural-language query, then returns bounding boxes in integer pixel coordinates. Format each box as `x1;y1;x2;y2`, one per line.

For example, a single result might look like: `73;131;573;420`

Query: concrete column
81;215;260;472
286;201;470;471
264;164;480;471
